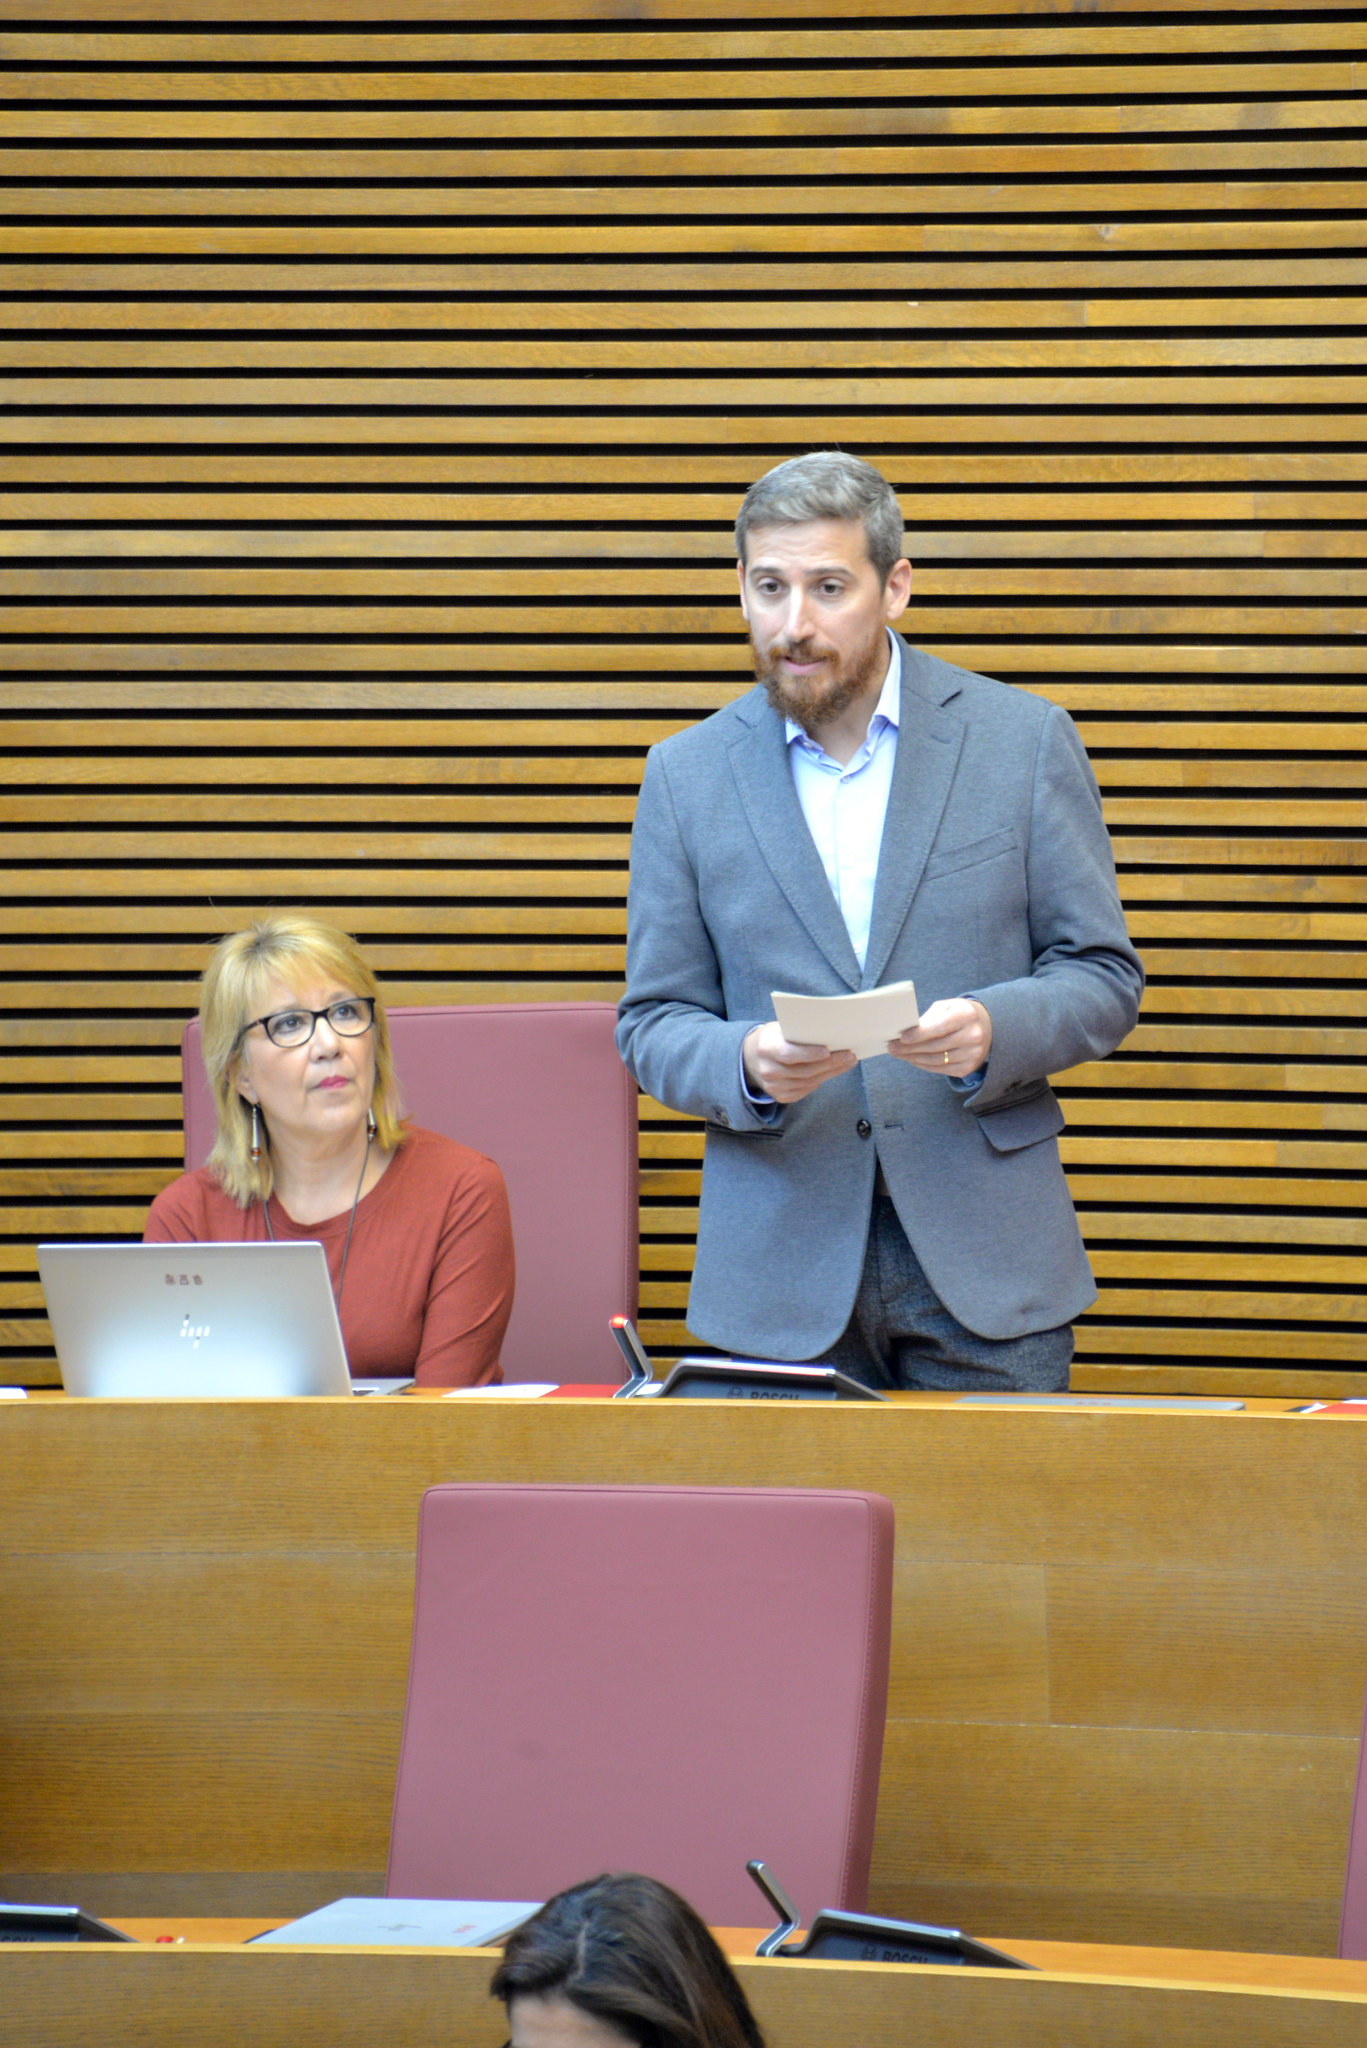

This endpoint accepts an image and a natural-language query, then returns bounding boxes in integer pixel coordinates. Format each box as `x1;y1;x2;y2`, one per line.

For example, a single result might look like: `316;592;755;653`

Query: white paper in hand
771;980;919;1061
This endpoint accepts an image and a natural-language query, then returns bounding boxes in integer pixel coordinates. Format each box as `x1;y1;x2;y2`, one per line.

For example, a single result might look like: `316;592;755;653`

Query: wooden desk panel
4;1946;1365;2048
1;1398;1363;1950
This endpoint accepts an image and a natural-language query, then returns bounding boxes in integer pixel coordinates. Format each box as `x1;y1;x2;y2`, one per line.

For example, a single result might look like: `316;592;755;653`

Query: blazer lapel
862;640;966;990
726;693;863;990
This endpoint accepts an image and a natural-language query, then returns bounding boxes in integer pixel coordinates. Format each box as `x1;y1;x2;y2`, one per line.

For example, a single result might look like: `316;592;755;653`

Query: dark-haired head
490;1872;766;2048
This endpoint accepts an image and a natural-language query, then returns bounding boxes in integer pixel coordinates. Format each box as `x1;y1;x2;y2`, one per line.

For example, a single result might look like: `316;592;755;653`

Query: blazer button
712;1107;730;1127
856;1118;872;1139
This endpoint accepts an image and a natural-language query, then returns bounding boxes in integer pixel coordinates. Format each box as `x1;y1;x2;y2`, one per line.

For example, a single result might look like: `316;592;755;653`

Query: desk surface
107;1918;1367;1995
3;1394;1365;1953
15;1387;1325;1411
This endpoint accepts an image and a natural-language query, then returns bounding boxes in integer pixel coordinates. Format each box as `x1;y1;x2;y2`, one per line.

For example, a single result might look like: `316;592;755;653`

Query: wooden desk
106;1916;1367;1995
2;1396;1364;1953
5;1941;1366;2048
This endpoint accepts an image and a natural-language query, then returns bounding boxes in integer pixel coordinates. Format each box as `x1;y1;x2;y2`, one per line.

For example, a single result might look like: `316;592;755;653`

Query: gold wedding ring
943;1050;951;1064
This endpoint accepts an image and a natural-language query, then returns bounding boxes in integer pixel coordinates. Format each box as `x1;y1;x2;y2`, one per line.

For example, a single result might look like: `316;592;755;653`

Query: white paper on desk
443;1381;558;1399
252;1897;541;1947
772;980;919;1061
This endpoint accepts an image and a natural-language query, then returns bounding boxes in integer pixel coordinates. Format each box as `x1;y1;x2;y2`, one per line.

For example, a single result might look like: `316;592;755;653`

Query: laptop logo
164;1273;203;1286
178;1314;211;1349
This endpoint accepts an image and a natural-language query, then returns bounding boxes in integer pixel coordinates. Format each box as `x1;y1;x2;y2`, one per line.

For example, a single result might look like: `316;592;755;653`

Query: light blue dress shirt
784;631;902;970
741;630;984;1106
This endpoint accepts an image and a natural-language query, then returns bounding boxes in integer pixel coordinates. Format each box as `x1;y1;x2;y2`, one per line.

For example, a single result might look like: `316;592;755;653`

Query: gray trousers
814;1193;1073;1393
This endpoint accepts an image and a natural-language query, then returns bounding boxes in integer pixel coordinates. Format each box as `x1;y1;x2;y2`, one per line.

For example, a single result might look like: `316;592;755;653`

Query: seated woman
490;1872;766;2048
145;911;514;1388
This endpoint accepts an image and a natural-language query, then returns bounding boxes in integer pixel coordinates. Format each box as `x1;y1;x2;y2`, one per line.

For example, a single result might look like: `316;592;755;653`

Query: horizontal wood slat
1;300;1367;332
5;219;1367;254
6;332;1367;366
5;605;1367;639
5;0;1364;20
0;81;1358;118
5;21;1365;57
1;0;1364;1397
3;647;1366;679
1;386;1364;421
6;126;1367;174
7;255;1367;292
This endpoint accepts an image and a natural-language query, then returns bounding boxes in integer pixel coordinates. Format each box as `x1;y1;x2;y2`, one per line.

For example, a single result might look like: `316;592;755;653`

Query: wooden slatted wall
1;0;1364;1392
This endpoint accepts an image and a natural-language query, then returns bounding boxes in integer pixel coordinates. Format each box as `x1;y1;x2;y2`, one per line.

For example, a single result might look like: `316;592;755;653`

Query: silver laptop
38;1242;355;1397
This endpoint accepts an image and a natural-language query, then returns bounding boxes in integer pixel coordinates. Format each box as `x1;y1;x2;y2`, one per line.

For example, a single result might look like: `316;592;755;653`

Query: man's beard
752;625;889;739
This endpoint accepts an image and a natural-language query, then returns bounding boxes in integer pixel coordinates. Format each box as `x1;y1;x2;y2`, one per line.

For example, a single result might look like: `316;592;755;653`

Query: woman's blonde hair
199;912;406;1208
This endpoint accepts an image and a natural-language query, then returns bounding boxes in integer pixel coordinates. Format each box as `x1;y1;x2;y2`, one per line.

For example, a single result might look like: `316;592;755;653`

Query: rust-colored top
145;1125;513;1387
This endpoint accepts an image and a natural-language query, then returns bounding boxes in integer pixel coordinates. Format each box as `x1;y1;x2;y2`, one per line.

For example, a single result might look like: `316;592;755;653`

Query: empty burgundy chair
182;1000;638;1384
386;1483;894;1926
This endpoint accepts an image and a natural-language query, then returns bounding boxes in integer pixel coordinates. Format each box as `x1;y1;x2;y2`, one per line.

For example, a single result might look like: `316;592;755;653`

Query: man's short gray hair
735;451;905;585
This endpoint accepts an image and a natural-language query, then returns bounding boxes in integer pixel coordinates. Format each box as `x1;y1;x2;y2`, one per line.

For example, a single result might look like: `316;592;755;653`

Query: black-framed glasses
243;996;376;1049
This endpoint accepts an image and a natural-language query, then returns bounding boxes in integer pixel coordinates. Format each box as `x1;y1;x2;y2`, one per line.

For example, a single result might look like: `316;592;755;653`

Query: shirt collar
785;629;902;757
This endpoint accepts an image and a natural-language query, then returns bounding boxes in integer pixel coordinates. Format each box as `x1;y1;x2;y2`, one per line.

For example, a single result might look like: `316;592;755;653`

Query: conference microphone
608;1314;655;1398
745;1859;1032;1969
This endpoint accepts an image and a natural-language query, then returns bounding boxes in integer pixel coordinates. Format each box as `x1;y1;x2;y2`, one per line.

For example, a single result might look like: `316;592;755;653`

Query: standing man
615;452;1143;1391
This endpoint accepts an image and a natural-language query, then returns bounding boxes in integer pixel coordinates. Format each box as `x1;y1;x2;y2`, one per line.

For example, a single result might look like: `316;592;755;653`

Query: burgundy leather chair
385;1483;894;1926
181;1000;638;1383
1340;1683;1367;1956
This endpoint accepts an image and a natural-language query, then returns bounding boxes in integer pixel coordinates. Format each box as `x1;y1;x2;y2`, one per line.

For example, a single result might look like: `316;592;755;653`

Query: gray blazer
616;638;1144;1357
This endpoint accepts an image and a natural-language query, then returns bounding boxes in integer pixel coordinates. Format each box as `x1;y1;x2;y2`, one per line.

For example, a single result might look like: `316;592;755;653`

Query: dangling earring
366;1106;376;1144
249;1102;260;1162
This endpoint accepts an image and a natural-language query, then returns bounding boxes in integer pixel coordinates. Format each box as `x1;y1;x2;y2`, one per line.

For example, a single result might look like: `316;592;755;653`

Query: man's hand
742;1021;856;1104
888;997;992;1079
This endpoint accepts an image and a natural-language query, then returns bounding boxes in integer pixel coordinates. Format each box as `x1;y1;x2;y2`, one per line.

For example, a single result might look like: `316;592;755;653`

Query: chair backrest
386;1483;894;1925
181;1001;638;1382
1341;1679;1367;1956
